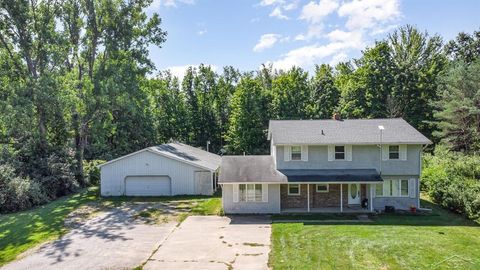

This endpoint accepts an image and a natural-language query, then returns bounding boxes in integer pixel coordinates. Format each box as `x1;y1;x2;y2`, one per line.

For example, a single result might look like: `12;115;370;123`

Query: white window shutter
283;145;291;162
371;184;376;198
262;184;268;202
233;184;239;203
381;145;389;161
408;178;416;198
328;145;334;161
400;145;407;161
346;145;352;161
301;145;308;161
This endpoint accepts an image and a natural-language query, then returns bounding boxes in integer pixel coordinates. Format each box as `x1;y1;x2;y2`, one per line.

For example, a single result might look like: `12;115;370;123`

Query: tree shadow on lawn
274;199;479;227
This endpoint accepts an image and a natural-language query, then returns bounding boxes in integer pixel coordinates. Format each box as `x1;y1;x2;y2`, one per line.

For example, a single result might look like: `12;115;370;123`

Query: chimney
332;112;341;121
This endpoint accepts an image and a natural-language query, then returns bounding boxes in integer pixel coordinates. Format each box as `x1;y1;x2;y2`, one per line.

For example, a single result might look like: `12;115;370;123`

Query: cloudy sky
147;0;479;78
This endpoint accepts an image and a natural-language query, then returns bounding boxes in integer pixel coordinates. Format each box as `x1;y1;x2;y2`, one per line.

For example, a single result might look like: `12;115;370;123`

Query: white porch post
340;184;343;213
307;184;310;212
369;184;374;212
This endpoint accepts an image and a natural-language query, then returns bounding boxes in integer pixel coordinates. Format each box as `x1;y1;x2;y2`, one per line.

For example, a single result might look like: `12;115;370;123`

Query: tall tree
308;64;340;119
225;74;268;154
270;67;310;119
434;60;480;153
445;28;480;63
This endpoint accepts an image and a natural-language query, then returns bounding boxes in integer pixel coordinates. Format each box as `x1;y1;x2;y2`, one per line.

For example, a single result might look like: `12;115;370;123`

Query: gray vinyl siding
372;175;419;210
222;184;281;214
101;150;212;196
275;144;422;176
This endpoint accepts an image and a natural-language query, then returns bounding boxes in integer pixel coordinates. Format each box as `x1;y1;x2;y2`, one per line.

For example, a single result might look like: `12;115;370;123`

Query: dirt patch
64;203;104;229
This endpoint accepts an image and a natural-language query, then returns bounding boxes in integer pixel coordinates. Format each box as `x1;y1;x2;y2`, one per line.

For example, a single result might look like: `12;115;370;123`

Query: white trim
369;184;374;212
307;184;310;212
233;184;239;203
327;145;334;161
98;148;217;172
376;179;411;198
340;184;343;212
315;184;329;193
284;145;291;162
288;184;301;195
301;145;308;161
346;145;352;161
262;184;268;202
274;141;432;146
399;144;407;160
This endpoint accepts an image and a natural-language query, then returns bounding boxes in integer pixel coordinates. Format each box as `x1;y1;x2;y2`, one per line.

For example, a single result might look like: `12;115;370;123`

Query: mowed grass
270;199;480;270
0;188;98;265
0;188;222;266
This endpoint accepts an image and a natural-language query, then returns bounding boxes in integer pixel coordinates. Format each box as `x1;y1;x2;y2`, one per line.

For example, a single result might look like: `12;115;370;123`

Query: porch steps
274;215;373;224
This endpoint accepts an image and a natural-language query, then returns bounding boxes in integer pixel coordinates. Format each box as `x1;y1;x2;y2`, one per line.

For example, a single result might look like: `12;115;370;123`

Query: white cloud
299;0;339;24
370;24;398;35
149;0;194;9
253;34;283;52
295;24;324;41
326;29;364;48
197;29;207;35
269;41;353;70
338;0;401;30
163;64;218;80
269;7;289;20
329;52;348;66
259;0;284;6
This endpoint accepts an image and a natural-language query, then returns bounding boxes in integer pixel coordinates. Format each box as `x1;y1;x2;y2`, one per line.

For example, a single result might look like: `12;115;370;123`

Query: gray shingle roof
149;143;221;171
268;118;432;145
219;156;287;183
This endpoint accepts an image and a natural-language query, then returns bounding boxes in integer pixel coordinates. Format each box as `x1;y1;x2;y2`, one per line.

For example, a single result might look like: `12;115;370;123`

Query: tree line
0;0;479;212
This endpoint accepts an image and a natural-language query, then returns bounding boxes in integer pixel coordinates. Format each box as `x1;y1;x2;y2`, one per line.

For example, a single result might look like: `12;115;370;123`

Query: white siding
100;150;213;196
222;184;281;214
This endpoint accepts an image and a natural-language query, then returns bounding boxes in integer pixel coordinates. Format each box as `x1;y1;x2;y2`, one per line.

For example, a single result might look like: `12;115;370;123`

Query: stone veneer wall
280;184;367;209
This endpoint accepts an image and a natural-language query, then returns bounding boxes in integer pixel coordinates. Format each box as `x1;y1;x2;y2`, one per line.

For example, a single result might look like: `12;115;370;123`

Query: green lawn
270;199;480;270
0;188;222;267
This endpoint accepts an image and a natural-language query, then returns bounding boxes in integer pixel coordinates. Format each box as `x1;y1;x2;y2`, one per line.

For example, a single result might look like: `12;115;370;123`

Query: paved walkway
2;206;176;270
144;215;272;270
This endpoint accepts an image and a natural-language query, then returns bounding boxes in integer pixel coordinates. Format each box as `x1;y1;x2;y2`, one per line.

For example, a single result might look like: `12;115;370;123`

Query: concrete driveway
144;215;272;270
2;206;176;270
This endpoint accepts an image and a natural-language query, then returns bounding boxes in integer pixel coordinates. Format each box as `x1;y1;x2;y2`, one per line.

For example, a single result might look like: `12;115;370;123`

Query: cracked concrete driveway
2;206;176;270
144;215;272;270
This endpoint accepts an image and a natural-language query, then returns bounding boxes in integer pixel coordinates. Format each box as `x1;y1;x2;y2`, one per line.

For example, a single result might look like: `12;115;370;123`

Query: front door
348;184;361;204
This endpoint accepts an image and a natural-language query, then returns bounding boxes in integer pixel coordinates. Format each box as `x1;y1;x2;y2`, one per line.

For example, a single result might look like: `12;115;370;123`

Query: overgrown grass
269;198;480;270
0;187;98;266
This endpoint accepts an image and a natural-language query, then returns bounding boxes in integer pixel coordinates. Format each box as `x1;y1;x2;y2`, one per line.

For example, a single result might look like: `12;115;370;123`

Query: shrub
422;146;480;222
83;160;105;186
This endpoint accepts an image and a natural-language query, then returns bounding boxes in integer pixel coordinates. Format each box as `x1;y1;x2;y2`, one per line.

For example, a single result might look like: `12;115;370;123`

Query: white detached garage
100;143;221;196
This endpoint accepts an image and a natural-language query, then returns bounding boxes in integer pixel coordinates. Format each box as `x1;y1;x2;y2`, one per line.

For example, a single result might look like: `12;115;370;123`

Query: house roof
218;156;287;183
99;142;221;171
268;118;432;145
278;169;383;183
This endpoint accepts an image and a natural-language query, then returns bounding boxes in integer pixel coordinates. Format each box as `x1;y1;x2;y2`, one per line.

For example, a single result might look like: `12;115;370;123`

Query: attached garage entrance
125;176;171;196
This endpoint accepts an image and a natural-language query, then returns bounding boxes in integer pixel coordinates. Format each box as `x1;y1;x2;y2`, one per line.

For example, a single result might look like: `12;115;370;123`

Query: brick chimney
332;112;341;120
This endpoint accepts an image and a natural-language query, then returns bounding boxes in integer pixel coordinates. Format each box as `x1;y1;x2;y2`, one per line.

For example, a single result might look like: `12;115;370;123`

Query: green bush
422;146;480;222
0;164;48;213
83;160;105;186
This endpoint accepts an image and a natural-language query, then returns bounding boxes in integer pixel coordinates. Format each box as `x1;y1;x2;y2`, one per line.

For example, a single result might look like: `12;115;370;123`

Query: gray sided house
100;143;221;196
219;118;431;214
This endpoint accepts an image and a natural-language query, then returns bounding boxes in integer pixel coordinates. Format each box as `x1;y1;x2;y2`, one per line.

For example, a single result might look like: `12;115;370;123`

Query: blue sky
147;0;479;78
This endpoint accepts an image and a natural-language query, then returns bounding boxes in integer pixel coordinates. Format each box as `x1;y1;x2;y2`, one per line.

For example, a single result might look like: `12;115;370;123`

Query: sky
146;0;480;78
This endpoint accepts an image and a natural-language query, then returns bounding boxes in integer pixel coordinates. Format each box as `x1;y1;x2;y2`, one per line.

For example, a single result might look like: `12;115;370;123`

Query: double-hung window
288;184;300;195
316;184;329;193
389;145;400;160
335;146;345;160
376;179;409;197
291;146;302;160
239;184;263;202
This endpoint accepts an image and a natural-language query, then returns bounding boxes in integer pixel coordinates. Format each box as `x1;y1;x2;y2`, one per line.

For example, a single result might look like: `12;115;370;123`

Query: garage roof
99;142;221;171
219;156;288;183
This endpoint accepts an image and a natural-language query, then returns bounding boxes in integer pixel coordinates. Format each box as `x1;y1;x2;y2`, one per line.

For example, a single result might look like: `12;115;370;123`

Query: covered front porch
278;169;382;213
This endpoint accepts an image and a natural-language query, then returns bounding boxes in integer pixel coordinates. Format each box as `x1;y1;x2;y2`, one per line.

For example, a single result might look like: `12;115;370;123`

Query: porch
280;183;375;213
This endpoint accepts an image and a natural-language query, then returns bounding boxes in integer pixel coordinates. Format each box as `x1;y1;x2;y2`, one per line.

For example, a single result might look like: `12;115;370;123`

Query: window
400;180;409;196
316;184;329;193
288;184;300;195
335;146;345;160
291;146;302;160
389;145;400;159
239;184;263;202
376;180;409;197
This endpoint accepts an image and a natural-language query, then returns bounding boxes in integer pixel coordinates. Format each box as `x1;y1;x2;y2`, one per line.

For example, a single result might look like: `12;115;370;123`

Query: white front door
348;183;361;204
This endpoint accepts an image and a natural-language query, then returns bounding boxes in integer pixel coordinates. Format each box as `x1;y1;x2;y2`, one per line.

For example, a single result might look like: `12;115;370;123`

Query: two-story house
218;118;432;214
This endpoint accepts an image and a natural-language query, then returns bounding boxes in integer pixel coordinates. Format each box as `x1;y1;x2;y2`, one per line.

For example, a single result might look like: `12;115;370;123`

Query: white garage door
125;176;171;196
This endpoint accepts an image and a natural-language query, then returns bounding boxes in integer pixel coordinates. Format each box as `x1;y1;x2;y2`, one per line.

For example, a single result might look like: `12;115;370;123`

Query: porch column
369;184;374;212
307;184;310;212
340;184;343;213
